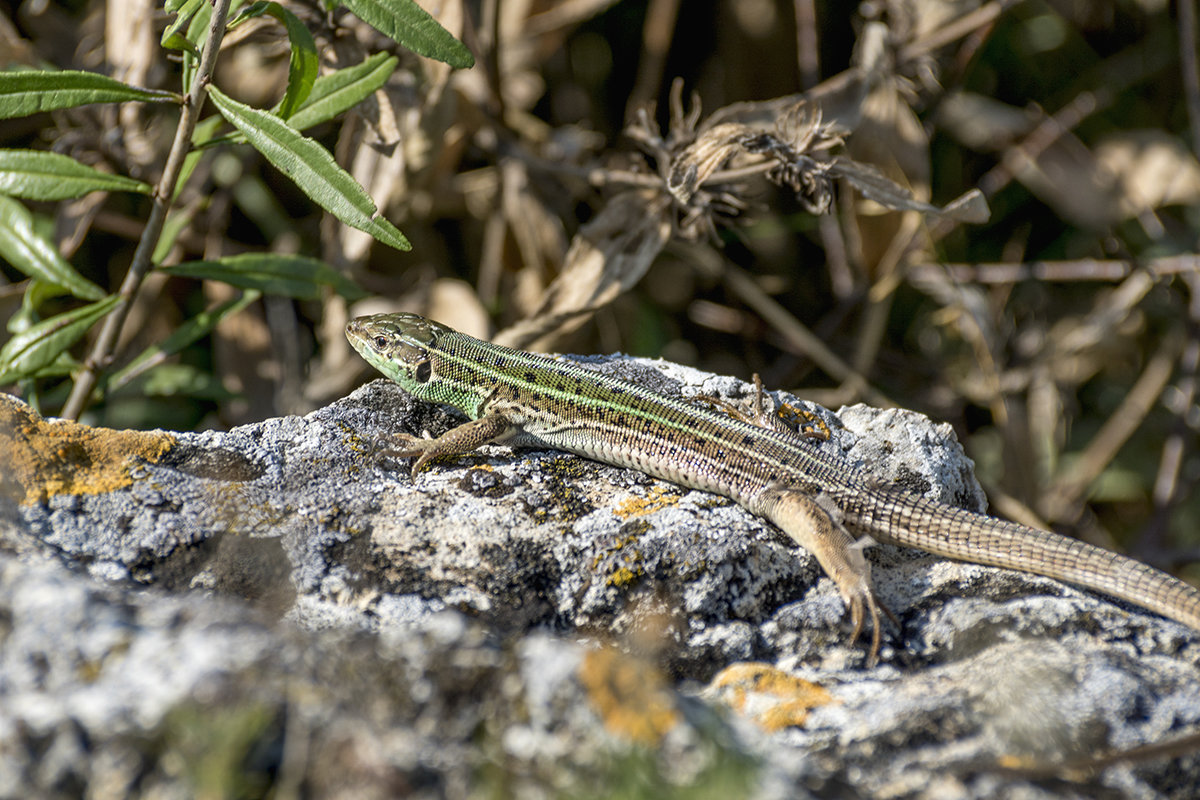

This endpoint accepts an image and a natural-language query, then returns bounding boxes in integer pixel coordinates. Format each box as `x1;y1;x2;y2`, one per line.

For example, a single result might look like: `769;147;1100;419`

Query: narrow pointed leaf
19;278;73;321
0;295;120;384
160;253;367;301
829;158;992;223
230;1;318;119
106;291;261;392
161;0;205;50
160;32;199;55
0;150;151;200
0;196;106;300
181;1;214;89
0;70;177;119
341;0;474;68
208;86;410;251
287;52;398;131
161;0;207;54
175;115;226;200
153;206;197;264
24;352;80;380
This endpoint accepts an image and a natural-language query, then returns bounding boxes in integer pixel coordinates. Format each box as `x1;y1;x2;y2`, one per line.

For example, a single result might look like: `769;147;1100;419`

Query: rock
2;355;1198;799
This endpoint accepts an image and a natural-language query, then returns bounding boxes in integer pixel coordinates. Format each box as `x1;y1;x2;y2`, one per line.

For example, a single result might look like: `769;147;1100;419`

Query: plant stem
62;0;233;420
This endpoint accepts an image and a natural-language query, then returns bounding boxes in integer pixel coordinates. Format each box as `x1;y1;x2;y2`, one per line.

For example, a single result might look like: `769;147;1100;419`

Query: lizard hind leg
755;486;894;664
692;374;830;441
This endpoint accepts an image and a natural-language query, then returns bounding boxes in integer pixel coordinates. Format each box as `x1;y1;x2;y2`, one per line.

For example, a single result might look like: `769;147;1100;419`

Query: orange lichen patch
777;404;831;441
709;662;833;733
578;646;679;747
1;393;176;506
614;485;680;518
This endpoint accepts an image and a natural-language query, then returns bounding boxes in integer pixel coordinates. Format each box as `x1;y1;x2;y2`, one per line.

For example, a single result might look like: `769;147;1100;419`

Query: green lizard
346;312;1200;661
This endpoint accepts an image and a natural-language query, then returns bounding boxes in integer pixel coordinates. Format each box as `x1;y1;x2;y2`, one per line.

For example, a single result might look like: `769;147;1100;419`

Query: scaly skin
347;312;1200;661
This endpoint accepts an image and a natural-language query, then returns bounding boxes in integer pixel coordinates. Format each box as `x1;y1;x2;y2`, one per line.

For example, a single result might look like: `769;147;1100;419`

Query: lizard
346;312;1200;661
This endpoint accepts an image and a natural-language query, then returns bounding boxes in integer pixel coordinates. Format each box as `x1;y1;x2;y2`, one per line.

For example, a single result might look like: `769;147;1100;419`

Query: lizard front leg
383;415;516;478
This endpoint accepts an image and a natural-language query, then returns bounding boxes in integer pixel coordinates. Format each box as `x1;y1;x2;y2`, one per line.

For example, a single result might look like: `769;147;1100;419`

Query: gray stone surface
2;354;1199;798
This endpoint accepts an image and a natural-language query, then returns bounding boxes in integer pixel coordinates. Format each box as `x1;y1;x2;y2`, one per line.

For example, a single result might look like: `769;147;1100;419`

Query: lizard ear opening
414;360;433;383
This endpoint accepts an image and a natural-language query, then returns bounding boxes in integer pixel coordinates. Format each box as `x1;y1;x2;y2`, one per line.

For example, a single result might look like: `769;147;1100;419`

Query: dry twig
62;0;234;420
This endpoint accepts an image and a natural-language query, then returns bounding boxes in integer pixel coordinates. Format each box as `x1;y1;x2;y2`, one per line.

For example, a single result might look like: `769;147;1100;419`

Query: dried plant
1;0;1198;566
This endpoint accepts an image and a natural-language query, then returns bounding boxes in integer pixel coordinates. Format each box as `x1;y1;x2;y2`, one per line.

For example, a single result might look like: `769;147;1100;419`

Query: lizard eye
373;335;389;351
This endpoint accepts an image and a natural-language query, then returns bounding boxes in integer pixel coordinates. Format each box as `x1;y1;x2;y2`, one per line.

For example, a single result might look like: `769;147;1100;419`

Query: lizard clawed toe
841;583;888;666
375;432;437;476
755;486;895;665
380;431;425;455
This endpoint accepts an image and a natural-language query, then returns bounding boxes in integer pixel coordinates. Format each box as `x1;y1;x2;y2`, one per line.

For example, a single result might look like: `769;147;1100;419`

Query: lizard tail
849;485;1200;634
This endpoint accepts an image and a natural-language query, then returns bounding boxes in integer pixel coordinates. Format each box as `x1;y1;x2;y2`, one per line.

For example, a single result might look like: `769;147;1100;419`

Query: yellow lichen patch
709;662;833;732
336;420;372;455
589;529;647;588
1;393;176;505
578;646;679;747
614;485;680;518
605;565;642;588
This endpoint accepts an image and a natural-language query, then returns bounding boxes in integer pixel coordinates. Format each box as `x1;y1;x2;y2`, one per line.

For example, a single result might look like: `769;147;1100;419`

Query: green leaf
0;195;106;300
24;352;80;381
0;70;177;119
126;363;237;400
181;0;215;90
161;0;207;55
176;115;226;200
341;0;474;69
231;172;293;241
18;278;73;325
287;51;398;131
0;149;152;200
207;86;410;251
230;1;319;119
203;51;398;141
10;279;77;342
7;283;40;338
105;291;260;392
160;253;367;301
0;295;120;384
160;32;198;55
153;207;197;264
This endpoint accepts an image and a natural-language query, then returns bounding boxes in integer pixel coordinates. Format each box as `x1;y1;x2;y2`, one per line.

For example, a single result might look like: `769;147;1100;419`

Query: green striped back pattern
348;312;1200;634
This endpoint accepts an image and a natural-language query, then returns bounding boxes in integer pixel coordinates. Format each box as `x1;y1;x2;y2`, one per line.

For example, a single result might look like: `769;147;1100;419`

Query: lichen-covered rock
2;355;1198;799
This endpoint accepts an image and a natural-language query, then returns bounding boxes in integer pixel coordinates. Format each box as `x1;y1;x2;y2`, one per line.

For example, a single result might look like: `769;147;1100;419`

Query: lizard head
346;313;452;394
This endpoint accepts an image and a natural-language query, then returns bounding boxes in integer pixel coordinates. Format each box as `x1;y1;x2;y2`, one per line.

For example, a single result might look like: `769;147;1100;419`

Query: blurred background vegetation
2;0;1199;579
